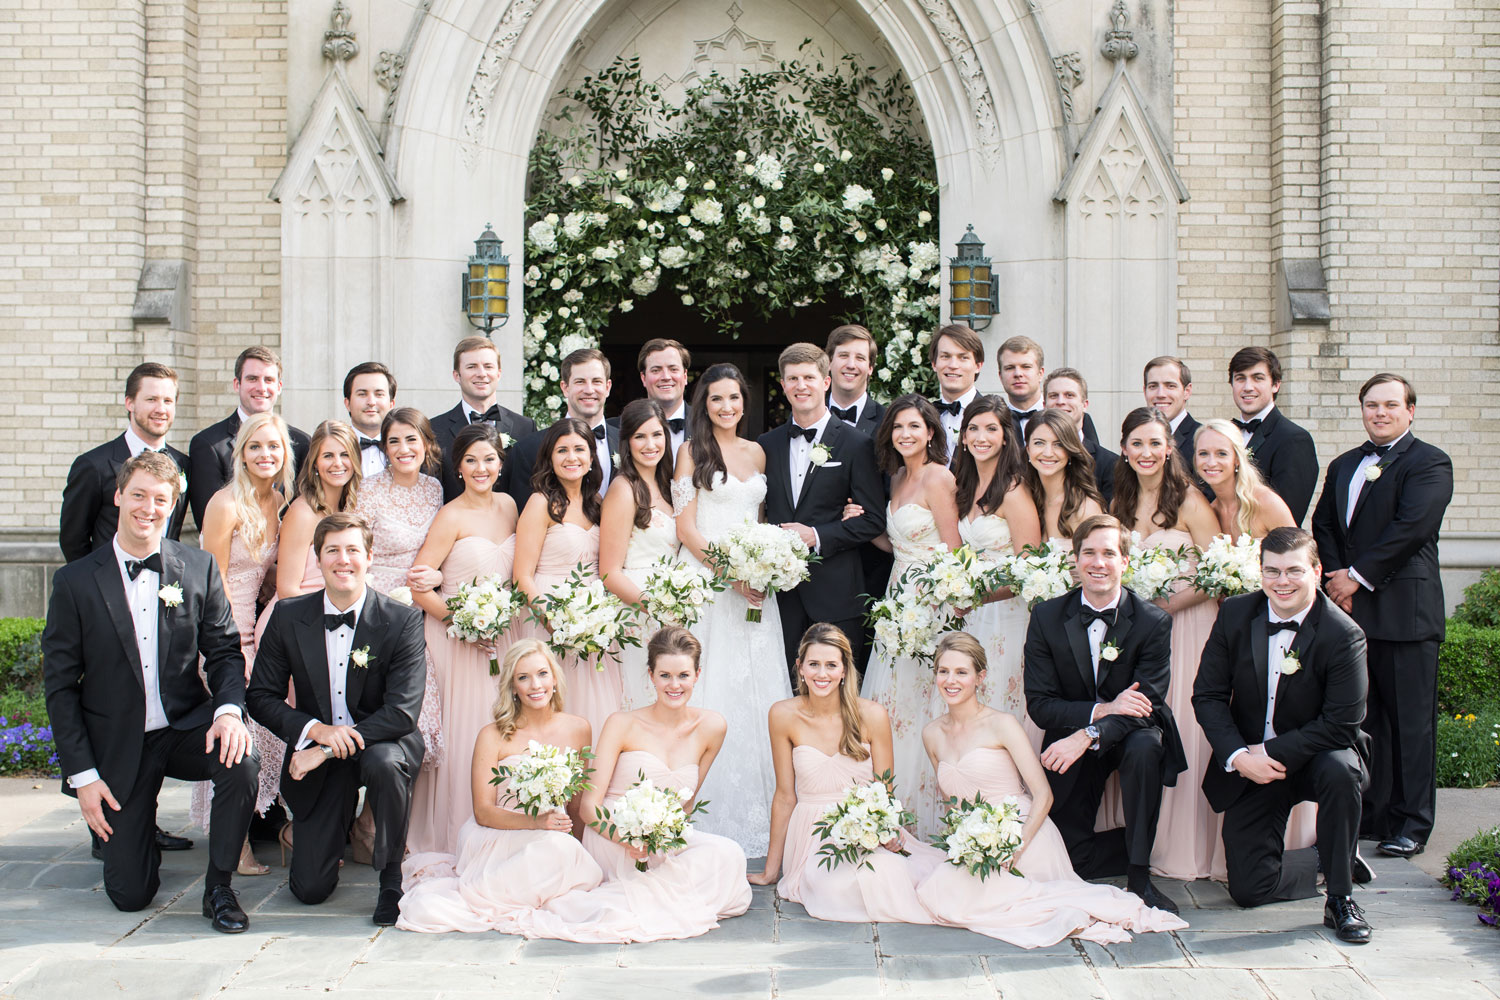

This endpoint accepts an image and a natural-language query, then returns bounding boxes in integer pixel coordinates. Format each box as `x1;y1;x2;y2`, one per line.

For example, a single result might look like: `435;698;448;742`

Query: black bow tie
469;406;501;425
1359;441;1392;457
791;424;818;443
1232;417;1263;433
1079;604;1118;628
1268;618;1301;635
324;610;356;632
125;553;163;580
667;417;686;434
592;423;608;441
358;437;381;451
1010;409;1037;426
934;399;962;417
830;405;858;424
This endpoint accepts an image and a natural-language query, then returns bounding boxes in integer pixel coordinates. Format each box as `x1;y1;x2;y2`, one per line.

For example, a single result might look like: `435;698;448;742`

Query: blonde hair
932;632;987;673
297;420;363;515
796;624;869;762
1196;418;1266;538
230;412;295;561
491;639;566;739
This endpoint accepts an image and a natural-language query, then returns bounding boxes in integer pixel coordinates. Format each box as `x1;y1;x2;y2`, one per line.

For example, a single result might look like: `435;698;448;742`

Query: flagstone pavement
2;780;1496;1000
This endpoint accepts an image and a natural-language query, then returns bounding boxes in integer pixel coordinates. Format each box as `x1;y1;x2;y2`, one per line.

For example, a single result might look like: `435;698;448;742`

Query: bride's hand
841;501;864;521
733;581;765;605
747;868;779;886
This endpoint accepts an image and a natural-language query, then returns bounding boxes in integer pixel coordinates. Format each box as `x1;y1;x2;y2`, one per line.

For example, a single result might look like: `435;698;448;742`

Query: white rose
388;586;413;606
813;162;825;175
881;167;894;180
1364;464;1383;482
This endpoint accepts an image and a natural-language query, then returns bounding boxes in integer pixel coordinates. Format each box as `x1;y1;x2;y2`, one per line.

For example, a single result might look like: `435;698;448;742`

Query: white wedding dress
617;509;682;712
671;471;792;858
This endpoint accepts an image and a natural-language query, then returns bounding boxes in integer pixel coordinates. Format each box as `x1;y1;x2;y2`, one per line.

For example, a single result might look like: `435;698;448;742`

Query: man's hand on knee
76;779;120;840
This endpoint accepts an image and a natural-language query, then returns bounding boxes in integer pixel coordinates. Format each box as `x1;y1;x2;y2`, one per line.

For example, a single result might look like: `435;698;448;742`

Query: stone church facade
1;0;1496;612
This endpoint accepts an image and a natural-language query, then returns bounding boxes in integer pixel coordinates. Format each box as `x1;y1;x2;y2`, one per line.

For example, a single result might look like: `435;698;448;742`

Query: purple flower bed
1446;862;1500;927
0;714;58;775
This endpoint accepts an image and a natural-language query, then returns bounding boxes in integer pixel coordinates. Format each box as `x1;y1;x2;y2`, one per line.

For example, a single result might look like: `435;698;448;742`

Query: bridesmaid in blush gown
599;399;679;713
1110;406;1224;880
513;418;620;739
1023;409;1106;544
751;623;943;924
917;633;1187;946
397;639;600;934
404;424;519;854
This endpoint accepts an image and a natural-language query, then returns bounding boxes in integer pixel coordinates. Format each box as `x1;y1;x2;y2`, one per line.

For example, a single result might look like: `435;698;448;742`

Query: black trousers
288;739;420;905
1043;727;1165;877
775;591;865;691
1224;748;1366;905
100;723;260;912
1361;638;1438;844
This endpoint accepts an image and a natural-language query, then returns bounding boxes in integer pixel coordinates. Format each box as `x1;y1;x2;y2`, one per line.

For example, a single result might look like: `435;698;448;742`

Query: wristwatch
320;745;335;760
1083;725;1101;751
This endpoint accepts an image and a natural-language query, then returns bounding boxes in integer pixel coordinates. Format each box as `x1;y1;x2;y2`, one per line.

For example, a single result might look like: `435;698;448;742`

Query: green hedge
1453;569;1500;628
0;618;44;699
1439;621;1500;715
1437;710;1500;788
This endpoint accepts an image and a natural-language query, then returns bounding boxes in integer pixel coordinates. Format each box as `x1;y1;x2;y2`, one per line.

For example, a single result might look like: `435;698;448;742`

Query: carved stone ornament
323;0;359;63
462;0;546;164
1052;52;1084;123
1101;0;1138;63
376;50;405;92
913;0;1001;163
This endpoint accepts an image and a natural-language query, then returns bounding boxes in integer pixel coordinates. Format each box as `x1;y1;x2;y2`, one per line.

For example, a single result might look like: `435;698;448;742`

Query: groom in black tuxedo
1024;514;1187;913
1192;527;1374;943
248;512;426;925
42;452;259;930
758;343;886;679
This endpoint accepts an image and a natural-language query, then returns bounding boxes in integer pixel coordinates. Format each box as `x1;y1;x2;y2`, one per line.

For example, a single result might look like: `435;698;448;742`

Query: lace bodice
959;513;1013;557
623;509;680;576
357;469;443;594
672;472;766;544
887;502;945;576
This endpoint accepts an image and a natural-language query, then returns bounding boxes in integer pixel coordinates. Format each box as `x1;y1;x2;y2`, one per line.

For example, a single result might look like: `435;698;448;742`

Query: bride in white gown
672;364;792;857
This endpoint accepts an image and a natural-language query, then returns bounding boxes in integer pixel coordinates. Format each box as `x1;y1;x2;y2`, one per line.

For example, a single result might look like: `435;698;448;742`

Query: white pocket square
818;461;842;468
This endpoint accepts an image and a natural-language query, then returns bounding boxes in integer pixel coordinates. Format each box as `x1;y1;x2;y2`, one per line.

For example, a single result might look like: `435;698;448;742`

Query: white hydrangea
618;299;633;313
813;261;845;283
686;227;705;242
779;215;794;233
630;268;661;295
753;213;772;235
690;198;723;225
523;264;541;286
751;152;784;188
658;246;690;268
775;234;797;251
561;212;587;240
590;241;621;261
880;261;909;288
527;220;557;253
562;288;583;304
908;240;941;273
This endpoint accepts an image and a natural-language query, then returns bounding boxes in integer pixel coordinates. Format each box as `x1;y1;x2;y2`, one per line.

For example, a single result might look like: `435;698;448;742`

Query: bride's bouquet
531;562;641;667
590;774;709;871
704;522;819;622
1122;532;1193;600
491;740;594;817
931;793;1026;880
1190;533;1263;597
866;546;1007;663
637;556;724;629
998;539;1076;608
812;770;915;871
446;573;526;675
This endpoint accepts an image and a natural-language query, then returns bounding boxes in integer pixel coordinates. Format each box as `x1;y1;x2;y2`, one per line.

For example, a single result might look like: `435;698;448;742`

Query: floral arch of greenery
518;53;942;423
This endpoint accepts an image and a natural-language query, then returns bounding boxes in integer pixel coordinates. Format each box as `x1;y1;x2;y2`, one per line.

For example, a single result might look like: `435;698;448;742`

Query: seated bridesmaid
916;633;1187;946
526;626;751;942
750;623;942;924
397;640;599;934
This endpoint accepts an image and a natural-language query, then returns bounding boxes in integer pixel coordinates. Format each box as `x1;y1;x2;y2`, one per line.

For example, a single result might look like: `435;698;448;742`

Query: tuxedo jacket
1084;437;1119;506
500;420;618;511
1243;407;1318;525
59;436;190;562
1023;588;1188;784
187;412;311;528
432;401;536;503
829;396;885;440
247;589;426;809
757;417;887;622
1310;433;1453;643
41;540;245;801
1191;591;1370;812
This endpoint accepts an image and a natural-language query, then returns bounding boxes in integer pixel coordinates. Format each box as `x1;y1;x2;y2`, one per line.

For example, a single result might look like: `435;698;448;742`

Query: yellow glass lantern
948;224;999;330
462;224;510;334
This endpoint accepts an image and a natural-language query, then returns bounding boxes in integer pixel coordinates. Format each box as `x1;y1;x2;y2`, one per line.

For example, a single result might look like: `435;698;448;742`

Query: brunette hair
996;335;1042;367
1023;409;1103;538
1071;513;1131;559
312;511;373;555
646;625;703;673
451;335;499;372
617;398;673;530
115;450;183;499
492;639;566;738
687;363;749;491
449;423;504;491
637;338;690;372
1194;418;1267;537
825;324;877;357
228;412;295;561
343;361;396;400
1111;407;1191;531
933;631;987;673
931;324;985;365
1359;372;1416;407
234;346;281;380
1260;525;1320;566
952;395;1024;516
125;362;178;399
380;407;443;477
777;342;830;377
1228;346;1282;390
1144;355;1192;386
874;394;948;474
297;420;362;514
530;418;603;525
561;347;611;382
796;623;869;761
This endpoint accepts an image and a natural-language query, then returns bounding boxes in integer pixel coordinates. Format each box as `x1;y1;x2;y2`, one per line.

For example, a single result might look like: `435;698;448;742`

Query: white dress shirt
123;425;166;457
1080;590;1122;685
937;386;980;455
1238;402;1275;445
296;590;370;750
1343;431;1409;591
359;442;387;479
662;401;688;459
587;417;613;491
788;411;833;503
829;392;869;427
1224;600;1313;771
1169;410;1188;435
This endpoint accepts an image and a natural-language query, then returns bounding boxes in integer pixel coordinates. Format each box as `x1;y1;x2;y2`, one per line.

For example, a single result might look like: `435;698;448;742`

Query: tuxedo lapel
297;595;334;723
766;426;795;512
1273;598;1321;715
345;593;382;711
1063;597;1096;696
1334;451;1356;529
1097;595;1135;689
1348;433;1414;528
156;544;186;674
1246;407;1279;455
93;552;145;691
1249;611;1270;724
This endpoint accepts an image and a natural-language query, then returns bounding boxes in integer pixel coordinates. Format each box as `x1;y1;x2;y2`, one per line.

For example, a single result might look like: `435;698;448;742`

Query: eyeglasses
1261;566;1311;581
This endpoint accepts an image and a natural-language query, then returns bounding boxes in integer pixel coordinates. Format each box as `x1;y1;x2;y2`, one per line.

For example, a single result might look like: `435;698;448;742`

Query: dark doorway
600;294;862;438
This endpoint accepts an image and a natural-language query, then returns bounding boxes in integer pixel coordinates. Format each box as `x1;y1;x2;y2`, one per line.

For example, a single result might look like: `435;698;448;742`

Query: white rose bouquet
638;556;725;629
491;740;595;817
531;563;641;667
705;522;820;622
590;773;709;871
812;770;915;871
1190;533;1263;597
998;539;1076;608
931;793;1026;880
864;546;1005;663
1122;532;1193;600
446;573;526;675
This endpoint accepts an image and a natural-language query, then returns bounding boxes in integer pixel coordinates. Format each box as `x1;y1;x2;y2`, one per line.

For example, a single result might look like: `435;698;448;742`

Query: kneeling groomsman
248;512;427;925
1192;527;1374;943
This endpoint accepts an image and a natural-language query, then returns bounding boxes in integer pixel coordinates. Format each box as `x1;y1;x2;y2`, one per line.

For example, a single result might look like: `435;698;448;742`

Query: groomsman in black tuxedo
638;338;692;459
42;453;259;930
1192;527;1374;942
1311;373;1453;859
342;362;395;478
1024;515;1187;913
503;348;619;510
188;346;311;528
60;362;191;563
431;336;536;502
759;343;887;679
1144;355;1212;498
248;512;427;925
1044;368;1119;505
999;335;1100;447
930;325;984;458
1227;347;1317;524
825;325;892;615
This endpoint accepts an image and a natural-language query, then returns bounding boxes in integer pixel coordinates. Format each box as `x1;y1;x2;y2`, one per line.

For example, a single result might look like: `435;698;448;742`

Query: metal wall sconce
462;223;510;334
948;224;999;331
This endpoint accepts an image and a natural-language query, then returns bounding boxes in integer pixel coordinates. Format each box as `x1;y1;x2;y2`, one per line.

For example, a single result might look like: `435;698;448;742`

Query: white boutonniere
611;451;621;468
349;646;372;669
158;583;184;608
809;443;832;468
178;472;188;494
1100;639;1121;662
1364;463;1385;482
499;432;515;450
1279;650;1301;675
388;586;413;606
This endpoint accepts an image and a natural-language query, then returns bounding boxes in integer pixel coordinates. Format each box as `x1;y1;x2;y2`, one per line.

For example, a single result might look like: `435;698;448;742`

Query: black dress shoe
1324;894;1372;943
202;884;249;934
156;826;194;851
1352;850;1375;885
373;887;402;926
1131;880;1180;915
1377;835;1424;858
